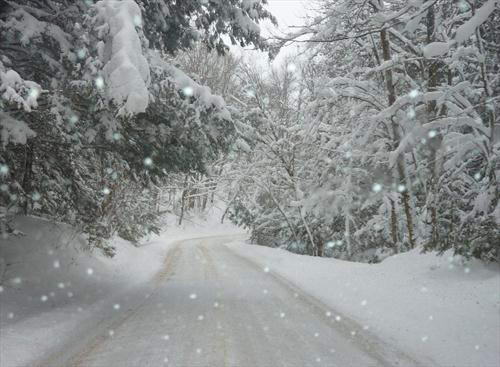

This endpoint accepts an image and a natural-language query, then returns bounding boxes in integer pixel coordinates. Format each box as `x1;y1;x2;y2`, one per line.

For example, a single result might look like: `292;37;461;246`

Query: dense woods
1;0;498;262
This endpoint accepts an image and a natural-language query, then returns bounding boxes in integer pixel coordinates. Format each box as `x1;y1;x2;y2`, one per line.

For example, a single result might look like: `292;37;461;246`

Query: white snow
0;214;243;367
227;241;500;367
93;0;150;115
2;212;498;367
455;0;499;43
423;42;450;58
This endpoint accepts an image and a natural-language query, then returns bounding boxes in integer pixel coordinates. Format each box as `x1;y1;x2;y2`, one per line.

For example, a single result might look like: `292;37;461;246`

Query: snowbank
227;242;500;367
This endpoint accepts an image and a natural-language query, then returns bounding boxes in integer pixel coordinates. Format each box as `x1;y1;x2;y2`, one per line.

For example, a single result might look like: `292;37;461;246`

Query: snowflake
95;76;104;89
77;49;86;59
183;86;194;97
29;88;40;99
408;89;419;98
372;183;382;193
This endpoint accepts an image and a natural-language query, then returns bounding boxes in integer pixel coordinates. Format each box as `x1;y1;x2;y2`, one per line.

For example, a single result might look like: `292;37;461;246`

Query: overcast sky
265;0;308;31
233;0;310;64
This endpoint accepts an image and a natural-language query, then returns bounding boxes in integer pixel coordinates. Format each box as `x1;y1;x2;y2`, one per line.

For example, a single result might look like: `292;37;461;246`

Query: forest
1;0;499;263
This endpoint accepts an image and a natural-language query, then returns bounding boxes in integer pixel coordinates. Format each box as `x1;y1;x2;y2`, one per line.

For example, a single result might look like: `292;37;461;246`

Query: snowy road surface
37;235;420;367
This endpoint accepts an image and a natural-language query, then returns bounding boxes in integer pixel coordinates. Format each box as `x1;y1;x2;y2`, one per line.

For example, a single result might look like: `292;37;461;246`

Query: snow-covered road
36;235;420;367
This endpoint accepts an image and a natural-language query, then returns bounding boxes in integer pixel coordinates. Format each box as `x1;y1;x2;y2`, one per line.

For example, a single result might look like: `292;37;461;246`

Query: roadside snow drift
228;242;500;367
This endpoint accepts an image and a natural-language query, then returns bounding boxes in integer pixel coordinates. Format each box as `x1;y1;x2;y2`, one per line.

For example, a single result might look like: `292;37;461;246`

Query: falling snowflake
144;157;153;167
183;86;194;97
163;335;170;341
69;115;79;124
421;336;429;342
197;315;204;321
409;89;419;98
86;268;94;275
189;293;197;299
29;88;40;99
113;303;121;310
41;295;48;302
360;300;367;306
372;183;382;193
263;266;270;273
57;282;65;289
109;330;115;337
95;76;105;89
279;312;285;318
76;49;86;59
335;315;342;322
0;165;9;175
133;15;142;27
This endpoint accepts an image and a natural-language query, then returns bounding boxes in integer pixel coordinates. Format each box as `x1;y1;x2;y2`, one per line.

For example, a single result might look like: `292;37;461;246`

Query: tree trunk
21;142;34;215
178;175;188;225
380;28;416;248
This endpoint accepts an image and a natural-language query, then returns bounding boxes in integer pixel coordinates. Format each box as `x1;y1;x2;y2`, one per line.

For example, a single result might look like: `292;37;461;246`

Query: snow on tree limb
93;0;150;116
454;0;499;43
